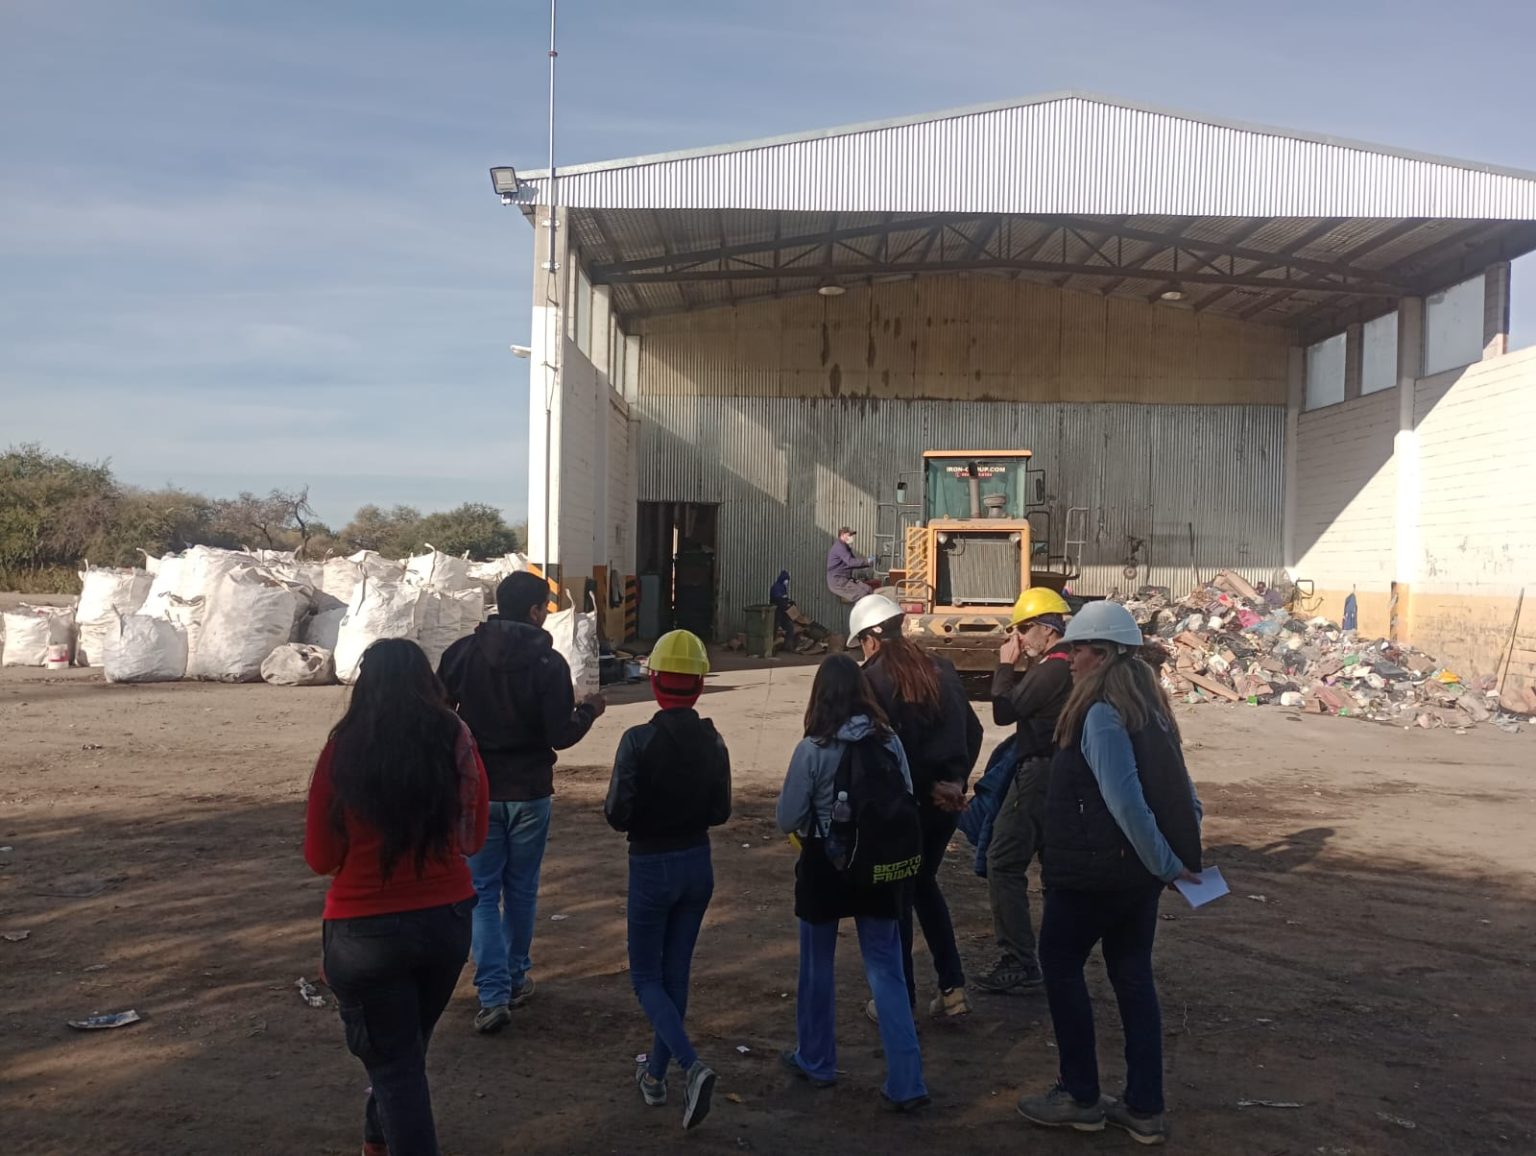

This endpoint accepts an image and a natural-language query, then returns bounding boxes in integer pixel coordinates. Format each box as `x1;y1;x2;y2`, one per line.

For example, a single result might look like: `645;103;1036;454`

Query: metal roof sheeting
521;95;1536;220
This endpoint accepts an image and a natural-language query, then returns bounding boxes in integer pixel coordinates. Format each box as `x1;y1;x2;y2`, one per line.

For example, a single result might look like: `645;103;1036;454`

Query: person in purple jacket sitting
826;527;876;604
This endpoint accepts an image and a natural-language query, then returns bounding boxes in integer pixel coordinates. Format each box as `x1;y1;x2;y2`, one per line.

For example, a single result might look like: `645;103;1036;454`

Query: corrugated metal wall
636;396;1284;636
526;96;1536;219
635;275;1290;406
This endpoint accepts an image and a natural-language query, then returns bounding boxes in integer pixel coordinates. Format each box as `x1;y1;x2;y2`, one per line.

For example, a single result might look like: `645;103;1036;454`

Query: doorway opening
636;502;719;641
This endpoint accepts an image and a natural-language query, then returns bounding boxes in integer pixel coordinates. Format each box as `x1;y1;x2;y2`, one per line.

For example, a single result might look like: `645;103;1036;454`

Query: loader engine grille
936;533;1021;606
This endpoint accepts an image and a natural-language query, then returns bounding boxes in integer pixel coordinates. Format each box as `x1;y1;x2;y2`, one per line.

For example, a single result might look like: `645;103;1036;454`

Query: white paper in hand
1174;866;1229;908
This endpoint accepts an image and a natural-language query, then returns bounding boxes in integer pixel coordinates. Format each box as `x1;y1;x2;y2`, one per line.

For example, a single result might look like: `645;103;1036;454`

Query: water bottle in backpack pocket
824;735;923;889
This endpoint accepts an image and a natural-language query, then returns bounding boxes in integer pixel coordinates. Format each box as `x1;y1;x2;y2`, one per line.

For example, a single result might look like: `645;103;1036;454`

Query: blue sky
4;0;1533;526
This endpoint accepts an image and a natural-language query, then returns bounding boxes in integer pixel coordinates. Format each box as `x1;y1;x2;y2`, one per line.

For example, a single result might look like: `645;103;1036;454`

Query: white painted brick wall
607;396;632;572
1293;391;1398;591
1415;347;1536;595
558;338;598;581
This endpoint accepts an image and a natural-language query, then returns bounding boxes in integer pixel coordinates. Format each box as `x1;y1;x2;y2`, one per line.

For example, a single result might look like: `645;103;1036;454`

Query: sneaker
508;977;536;1008
973;955;1044;994
865;997;880;1025
473;1004;512;1034
1107;1099;1169;1146
928;986;972;1019
635;1063;667;1108
681;1062;717;1129
779;1048;836;1088
1016;1084;1108;1132
881;1091;932;1113
361;1143;388;1156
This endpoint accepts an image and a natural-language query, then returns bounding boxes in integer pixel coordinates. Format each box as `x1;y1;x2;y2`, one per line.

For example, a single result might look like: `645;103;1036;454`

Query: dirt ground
2;652;1535;1156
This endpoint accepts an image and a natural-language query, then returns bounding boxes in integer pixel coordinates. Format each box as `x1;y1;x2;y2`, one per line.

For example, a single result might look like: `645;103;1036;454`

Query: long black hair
804;653;891;745
327;638;466;882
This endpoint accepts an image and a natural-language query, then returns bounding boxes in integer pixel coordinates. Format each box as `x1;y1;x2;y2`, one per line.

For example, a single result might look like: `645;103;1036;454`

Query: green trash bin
743;604;776;658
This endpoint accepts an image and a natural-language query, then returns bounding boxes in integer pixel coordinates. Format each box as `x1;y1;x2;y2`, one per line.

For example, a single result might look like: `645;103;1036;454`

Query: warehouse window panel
1305;332;1347;410
1360;312;1398;396
1424;275;1485;376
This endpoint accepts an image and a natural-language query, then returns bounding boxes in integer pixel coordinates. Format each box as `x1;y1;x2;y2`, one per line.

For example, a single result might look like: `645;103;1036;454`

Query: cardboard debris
1119;578;1523;732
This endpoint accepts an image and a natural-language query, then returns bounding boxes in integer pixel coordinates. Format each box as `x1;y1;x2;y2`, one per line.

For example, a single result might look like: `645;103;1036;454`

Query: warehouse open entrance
636;501;719;642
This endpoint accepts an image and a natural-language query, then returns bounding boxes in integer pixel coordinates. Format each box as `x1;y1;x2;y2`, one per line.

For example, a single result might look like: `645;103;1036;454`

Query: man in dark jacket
973;588;1073;995
826;527;875;604
438;571;606;1033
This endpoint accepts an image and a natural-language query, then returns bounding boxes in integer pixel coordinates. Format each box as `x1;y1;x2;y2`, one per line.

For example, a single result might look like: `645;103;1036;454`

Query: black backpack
824;734;923;890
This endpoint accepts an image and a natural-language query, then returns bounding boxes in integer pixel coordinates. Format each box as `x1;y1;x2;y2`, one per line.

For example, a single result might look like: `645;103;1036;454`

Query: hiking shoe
1107;1099;1169;1145
1016;1085;1107;1132
881;1091;932;1113
473;1004;512;1034
681;1062;717;1129
508;978;536;1008
779;1048;836;1088
635;1063;667;1107
973;955;1044;994
929;986;972;1019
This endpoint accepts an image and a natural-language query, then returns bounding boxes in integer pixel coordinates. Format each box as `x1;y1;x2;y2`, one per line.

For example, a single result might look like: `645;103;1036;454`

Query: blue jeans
1039;885;1165;1115
791;916;927;1103
468;797;552;1008
627;843;714;1079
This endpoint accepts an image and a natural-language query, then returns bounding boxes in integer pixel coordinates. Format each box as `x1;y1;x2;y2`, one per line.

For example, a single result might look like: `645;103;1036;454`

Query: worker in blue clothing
1015;601;1203;1148
826;528;876;605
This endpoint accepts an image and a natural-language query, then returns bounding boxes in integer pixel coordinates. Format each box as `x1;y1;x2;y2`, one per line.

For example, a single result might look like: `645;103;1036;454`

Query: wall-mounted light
489;166;522;203
1159;286;1186;302
509;344;532;358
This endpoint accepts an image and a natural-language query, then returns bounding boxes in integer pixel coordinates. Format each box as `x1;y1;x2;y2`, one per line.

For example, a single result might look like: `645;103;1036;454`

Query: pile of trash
1;546;599;693
1123;571;1521;733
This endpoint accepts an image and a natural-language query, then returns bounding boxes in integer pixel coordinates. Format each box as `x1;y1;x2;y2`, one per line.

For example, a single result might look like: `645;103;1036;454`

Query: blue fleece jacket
775;716;913;838
1081;702;1204;882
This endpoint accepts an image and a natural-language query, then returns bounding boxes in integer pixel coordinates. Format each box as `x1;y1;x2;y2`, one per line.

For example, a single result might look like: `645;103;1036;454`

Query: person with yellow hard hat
973;587;1074;996
604;630;732;1131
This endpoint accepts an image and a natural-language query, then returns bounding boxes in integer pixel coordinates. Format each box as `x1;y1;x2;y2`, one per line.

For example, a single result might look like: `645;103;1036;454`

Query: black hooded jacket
863;650;983;800
437;619;596;801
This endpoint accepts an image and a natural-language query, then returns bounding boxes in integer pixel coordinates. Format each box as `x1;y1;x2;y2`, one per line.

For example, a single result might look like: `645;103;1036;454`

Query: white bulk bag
75;566;154;667
466;553;529;601
186;566;303;682
302;605;348;651
260;643;336;686
104;615;188;683
417;589;485;668
321;550;403;605
546;606;600;697
405;547;476;593
334;576;424;684
2;606;75;667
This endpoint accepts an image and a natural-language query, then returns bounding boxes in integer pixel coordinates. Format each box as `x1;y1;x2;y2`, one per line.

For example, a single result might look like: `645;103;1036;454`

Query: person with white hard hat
974;587;1074;996
848;594;983;1022
1015;601;1203;1147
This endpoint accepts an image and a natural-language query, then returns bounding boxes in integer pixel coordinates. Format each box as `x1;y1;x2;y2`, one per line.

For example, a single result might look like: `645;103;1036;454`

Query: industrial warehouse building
499;92;1536;704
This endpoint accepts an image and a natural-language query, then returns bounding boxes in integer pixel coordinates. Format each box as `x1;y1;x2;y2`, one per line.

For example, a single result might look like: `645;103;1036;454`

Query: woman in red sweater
305;638;490;1156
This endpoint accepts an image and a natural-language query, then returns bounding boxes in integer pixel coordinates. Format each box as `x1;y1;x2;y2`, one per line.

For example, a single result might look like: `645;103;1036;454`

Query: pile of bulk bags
1;545;584;690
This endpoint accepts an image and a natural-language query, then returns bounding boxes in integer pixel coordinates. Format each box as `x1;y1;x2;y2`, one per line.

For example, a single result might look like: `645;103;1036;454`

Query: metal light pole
541;0;560;585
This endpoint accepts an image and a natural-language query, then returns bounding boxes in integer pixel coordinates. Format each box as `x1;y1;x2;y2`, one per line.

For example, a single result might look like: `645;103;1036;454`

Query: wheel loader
881;450;1086;672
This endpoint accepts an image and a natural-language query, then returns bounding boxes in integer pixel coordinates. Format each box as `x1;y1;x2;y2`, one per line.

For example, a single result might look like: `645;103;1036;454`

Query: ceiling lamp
817;283;846;297
1159;286;1186;302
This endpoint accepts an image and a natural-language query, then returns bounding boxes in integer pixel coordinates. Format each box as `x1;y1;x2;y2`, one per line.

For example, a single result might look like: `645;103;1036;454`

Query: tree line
0;444;524;592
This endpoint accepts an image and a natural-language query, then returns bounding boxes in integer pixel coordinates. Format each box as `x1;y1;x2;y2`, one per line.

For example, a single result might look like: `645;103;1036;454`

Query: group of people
304;569;1203;1155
